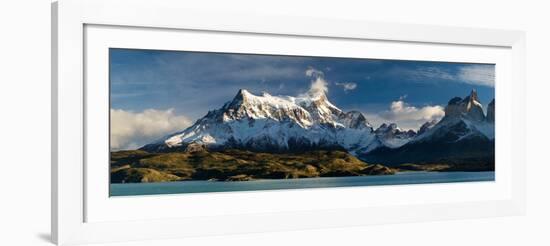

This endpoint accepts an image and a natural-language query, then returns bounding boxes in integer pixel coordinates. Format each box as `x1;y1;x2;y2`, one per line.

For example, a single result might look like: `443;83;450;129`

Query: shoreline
110;171;496;196
112;169;494;184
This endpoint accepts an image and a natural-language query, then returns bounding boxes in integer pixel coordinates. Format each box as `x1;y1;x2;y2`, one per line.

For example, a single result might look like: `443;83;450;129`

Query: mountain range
362;90;495;169
140;88;495;169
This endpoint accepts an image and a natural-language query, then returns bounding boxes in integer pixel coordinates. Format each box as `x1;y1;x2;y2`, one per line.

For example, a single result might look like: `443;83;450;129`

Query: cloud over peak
304;67;329;97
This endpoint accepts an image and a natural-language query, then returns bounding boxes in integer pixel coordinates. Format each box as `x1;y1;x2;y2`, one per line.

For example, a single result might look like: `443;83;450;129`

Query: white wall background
0;0;547;245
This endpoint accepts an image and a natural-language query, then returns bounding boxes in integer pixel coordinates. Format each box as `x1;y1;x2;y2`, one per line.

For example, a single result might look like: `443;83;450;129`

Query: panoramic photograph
109;48;495;196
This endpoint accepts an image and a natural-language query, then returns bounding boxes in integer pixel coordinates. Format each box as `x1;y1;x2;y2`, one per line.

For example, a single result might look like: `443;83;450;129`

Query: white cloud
110;108;192;150
335;82;358;92
368;99;445;130
410;67;455;80
304;67;329;97
457;65;495;87
397;64;495;87
305;67;324;78
307;77;329;97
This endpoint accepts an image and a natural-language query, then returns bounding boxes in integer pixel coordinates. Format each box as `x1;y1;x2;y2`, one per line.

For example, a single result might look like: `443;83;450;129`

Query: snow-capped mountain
413;89;494;142
417;120;438;135
374;123;416;148
362;89;495;167
141;89;382;154
141;88;495;169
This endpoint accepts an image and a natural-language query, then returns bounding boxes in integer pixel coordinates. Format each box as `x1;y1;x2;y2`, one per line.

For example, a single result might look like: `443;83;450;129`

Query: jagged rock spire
467;89;479;102
444;89;485;122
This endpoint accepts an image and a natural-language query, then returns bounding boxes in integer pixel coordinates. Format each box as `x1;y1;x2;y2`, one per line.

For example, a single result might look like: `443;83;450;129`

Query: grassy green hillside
110;149;395;183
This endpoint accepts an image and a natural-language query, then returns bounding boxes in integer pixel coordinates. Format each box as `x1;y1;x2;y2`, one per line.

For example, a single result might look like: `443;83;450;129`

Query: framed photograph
52;0;526;245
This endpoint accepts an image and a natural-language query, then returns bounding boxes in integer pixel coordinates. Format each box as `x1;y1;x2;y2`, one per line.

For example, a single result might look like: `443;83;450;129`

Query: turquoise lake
110;171;494;196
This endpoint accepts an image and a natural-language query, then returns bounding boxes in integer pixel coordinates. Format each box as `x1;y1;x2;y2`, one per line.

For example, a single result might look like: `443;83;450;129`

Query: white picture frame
52;0;526;245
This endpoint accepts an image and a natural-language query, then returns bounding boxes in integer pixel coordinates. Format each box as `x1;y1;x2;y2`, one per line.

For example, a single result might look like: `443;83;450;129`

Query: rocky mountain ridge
141;88;494;169
362;89;495;169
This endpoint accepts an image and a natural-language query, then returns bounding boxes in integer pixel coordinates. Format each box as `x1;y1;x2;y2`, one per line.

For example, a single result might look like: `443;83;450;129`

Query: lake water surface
110;171;494;196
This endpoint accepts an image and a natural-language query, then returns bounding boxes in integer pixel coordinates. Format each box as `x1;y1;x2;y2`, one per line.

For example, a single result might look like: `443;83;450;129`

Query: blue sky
109;48;495;150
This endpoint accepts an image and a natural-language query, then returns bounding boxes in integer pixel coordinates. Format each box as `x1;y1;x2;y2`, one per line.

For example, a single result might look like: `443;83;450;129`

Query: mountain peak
444;89;485;122
374;122;415;148
226;89;252;110
234;89;252;100
311;90;328;102
375;123;402;133
468;89;479;102
418;120;438;135
338;111;372;129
